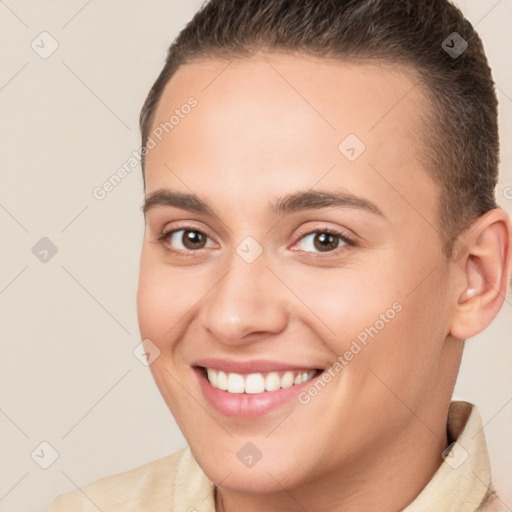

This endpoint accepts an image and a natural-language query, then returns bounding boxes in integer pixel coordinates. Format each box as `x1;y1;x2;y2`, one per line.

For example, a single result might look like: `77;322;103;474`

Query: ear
449;207;512;340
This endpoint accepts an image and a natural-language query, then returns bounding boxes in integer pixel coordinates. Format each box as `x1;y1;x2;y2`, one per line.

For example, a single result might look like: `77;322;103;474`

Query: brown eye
181;230;207;249
313;232;339;252
164;228;213;252
295;229;351;254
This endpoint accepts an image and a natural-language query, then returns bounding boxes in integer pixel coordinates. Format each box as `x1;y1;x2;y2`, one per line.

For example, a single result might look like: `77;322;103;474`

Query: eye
293;228;354;254
158;227;215;254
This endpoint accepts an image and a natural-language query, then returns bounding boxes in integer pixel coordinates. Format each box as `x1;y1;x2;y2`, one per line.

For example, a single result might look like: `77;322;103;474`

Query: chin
193;442;312;494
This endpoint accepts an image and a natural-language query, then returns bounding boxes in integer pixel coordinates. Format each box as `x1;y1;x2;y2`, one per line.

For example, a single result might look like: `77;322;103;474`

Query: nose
200;254;289;346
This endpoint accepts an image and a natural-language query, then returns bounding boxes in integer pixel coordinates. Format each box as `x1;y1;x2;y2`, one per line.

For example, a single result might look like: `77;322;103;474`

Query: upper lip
192;358;323;374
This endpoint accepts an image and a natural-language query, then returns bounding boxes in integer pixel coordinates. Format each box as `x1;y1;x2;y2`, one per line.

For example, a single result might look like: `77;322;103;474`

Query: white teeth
280;371;294;388
245;373;265;394
207;368;217;387
205;368;318;394
217;371;228;390
227;373;245;393
265;372;281;391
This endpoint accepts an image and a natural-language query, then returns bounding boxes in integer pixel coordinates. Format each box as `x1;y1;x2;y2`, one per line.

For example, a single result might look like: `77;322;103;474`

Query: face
137;53;460;494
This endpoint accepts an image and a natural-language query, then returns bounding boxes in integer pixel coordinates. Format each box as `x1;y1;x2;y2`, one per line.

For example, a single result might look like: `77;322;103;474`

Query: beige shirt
45;401;506;511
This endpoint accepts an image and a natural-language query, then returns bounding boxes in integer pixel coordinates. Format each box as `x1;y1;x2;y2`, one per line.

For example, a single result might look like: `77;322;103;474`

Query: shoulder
45;446;197;511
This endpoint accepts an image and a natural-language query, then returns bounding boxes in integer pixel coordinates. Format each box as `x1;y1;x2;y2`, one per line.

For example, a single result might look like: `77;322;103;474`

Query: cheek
280;263;402;352
137;256;205;346
348;268;452;411
137;278;170;343
286;259;449;390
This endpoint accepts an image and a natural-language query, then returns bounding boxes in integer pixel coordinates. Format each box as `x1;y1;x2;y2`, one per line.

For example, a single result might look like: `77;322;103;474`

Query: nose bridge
201;252;288;344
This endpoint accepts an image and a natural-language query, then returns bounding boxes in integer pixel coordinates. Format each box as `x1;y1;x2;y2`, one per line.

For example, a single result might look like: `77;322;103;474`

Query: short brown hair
139;0;499;256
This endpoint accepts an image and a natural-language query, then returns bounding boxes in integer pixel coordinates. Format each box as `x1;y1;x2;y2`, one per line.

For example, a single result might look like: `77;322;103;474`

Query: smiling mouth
198;366;322;394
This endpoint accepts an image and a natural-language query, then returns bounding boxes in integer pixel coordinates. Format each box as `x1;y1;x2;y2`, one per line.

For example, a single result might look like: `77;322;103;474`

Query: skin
137;53;511;512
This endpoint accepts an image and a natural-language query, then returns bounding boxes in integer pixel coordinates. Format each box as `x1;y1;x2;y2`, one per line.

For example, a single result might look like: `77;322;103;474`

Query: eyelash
156;224;356;258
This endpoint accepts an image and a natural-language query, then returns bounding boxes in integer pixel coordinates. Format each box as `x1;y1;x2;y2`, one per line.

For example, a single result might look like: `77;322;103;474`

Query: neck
215;410;449;512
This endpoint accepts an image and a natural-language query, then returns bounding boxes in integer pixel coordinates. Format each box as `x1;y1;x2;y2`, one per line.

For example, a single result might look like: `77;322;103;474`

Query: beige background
0;1;510;510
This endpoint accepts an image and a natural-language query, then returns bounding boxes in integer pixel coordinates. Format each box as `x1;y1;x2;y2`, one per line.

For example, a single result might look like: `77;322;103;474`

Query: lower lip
194;367;323;418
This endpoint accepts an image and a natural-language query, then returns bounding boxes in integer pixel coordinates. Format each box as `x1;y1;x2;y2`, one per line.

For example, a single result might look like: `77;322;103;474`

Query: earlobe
450;208;511;340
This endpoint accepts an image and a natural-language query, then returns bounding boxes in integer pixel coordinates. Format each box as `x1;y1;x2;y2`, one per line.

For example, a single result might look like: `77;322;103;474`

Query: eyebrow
143;190;215;216
143;188;384;218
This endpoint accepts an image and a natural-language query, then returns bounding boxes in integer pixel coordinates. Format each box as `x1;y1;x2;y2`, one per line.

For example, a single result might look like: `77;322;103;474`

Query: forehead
144;53;438;226
148;54;426;150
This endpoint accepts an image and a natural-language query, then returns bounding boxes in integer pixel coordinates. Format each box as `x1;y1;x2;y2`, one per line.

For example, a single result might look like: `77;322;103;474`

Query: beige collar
404;401;493;511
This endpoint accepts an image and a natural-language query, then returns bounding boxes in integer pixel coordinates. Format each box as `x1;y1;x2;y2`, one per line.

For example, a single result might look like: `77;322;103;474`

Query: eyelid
159;221;212;239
